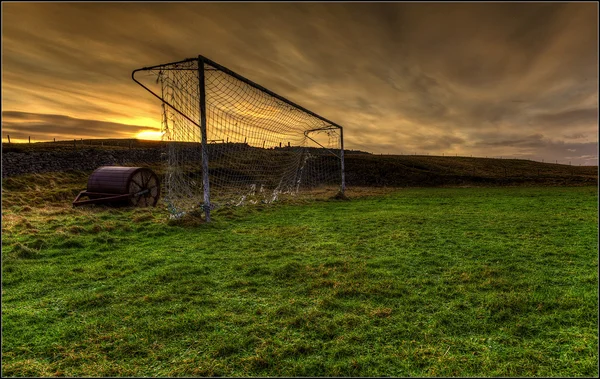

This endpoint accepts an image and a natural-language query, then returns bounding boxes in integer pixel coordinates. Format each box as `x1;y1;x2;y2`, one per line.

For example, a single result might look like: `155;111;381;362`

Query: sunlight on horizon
135;130;163;141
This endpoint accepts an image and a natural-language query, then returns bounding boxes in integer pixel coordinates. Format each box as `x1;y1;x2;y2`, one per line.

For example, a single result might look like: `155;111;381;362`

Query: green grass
2;184;598;376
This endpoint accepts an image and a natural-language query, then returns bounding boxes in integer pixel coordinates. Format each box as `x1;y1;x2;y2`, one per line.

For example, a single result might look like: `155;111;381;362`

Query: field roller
72;166;160;207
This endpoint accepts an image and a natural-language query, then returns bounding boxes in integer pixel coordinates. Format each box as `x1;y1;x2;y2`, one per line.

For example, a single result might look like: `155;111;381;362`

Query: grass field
1;174;598;376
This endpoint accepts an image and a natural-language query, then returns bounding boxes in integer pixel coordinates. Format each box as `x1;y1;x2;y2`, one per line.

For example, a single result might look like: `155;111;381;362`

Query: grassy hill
2;139;163;152
344;154;597;187
2;139;596;187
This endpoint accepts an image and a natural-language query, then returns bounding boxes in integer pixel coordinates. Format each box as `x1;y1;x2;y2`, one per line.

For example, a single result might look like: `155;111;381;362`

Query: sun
135;130;163;141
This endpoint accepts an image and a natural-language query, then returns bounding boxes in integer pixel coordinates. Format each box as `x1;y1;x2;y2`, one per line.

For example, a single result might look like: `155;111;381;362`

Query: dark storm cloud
534;109;598;128
519;140;598;165
473;133;548;149
2;111;154;141
563;132;589;140
1;2;597;164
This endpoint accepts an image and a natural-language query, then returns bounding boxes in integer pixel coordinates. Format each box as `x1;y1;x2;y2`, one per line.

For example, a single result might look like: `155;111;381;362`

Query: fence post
7;135;10;144
29;136;31;143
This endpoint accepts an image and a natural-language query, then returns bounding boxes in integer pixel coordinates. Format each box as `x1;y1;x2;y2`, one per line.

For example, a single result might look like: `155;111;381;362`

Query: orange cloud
1;3;597;164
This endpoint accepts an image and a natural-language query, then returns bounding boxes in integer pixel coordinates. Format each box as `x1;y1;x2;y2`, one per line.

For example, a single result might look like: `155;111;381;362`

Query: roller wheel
128;168;160;207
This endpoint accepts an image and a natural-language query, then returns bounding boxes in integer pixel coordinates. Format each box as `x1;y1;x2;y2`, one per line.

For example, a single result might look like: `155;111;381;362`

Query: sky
2;2;598;165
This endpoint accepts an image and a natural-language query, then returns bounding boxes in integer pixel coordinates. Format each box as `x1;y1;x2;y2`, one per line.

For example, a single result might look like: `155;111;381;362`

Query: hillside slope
344;154;597;187
2;140;597;187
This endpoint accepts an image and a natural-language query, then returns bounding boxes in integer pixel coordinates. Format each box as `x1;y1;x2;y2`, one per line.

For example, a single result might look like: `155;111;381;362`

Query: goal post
197;56;211;222
132;54;345;220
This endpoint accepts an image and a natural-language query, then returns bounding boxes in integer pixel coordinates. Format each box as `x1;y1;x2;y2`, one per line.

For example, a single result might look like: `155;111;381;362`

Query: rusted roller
73;166;160;207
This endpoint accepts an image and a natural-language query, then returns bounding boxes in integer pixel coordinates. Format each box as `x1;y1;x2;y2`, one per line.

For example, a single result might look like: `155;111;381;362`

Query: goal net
132;56;345;220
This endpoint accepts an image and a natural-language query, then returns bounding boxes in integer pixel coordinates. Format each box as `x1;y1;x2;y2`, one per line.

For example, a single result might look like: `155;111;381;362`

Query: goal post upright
340;126;346;194
198;55;211;222
303;125;346;195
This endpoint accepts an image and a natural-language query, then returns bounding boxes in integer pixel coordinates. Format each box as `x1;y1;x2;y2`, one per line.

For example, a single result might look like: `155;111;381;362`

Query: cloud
533;108;598;128
1;2;598;164
562;133;588;140
1;111;157;141
473;133;548;148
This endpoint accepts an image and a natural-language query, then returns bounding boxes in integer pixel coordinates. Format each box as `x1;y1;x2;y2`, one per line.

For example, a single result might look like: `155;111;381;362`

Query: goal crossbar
134;56;345;130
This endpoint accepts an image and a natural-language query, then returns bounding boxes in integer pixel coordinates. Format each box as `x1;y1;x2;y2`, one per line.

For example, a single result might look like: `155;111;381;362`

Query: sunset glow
135;130;163;141
1;2;597;164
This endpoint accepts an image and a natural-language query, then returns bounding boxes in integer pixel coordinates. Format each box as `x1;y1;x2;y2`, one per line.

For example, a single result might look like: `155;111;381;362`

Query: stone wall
2;148;163;177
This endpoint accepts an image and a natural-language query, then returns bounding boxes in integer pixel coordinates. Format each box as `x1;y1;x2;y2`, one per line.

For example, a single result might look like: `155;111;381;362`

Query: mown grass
1;180;598;376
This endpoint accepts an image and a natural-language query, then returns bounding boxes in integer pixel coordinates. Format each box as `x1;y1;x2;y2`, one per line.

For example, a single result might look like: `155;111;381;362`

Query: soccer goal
132;55;345;221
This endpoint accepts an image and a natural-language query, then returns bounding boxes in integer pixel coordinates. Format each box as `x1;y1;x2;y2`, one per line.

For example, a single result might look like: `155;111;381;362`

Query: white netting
134;58;343;217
